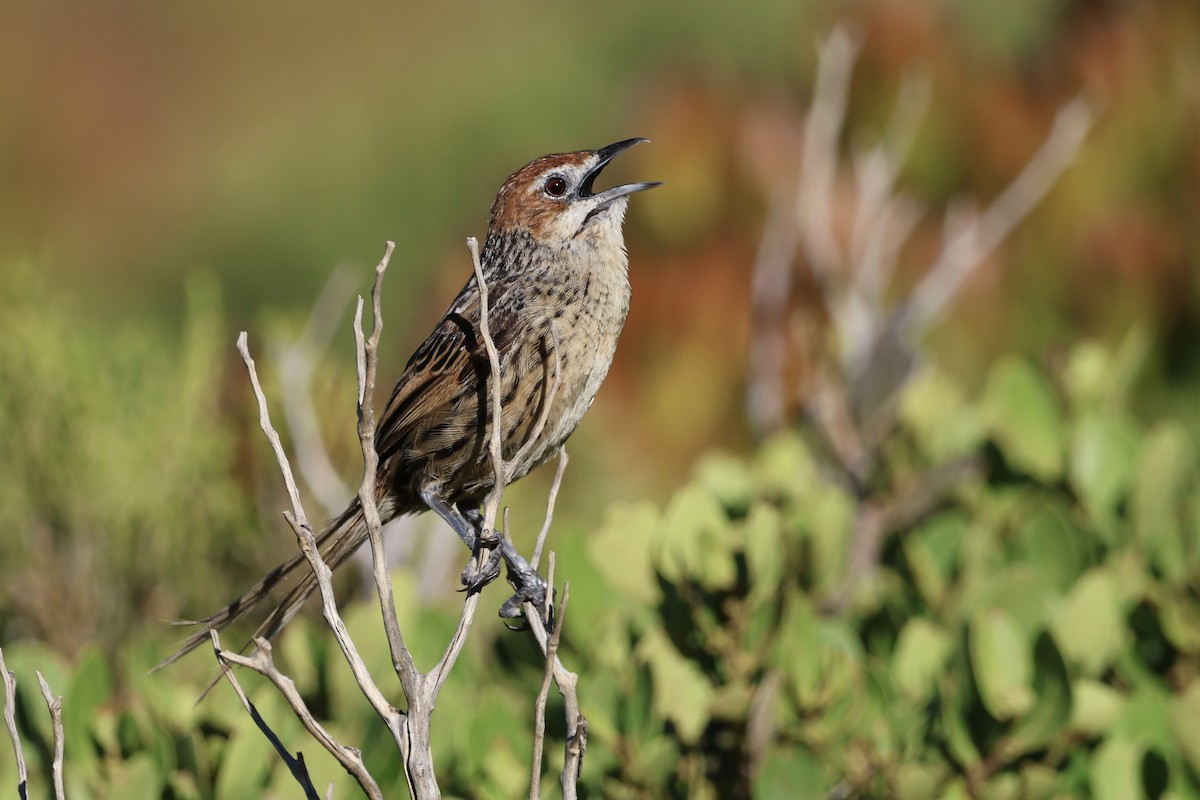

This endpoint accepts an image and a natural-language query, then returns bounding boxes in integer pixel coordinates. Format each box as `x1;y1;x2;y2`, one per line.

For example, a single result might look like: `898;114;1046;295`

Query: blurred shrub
6;335;1199;799
0;265;259;653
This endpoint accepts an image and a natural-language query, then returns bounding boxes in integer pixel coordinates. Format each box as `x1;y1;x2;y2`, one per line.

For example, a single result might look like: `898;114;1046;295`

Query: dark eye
544;176;568;197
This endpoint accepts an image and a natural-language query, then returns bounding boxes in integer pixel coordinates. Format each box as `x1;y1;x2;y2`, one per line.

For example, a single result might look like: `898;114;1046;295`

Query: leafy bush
4;336;1199;799
0;269;259;652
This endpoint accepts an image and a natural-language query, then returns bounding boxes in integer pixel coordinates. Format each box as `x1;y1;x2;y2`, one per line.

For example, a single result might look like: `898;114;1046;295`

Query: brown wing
373;277;523;475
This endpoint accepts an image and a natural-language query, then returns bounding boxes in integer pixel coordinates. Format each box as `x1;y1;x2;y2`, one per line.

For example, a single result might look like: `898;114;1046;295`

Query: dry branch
210;631;322;800
0;648;28;800
34;672;64;800
217;237;586;799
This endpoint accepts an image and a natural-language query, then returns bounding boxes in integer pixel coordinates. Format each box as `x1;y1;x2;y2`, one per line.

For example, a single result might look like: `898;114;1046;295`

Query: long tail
153;501;367;673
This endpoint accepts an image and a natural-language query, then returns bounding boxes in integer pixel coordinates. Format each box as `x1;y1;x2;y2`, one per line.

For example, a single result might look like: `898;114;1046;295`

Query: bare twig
0;648;28;800
746;187;800;434
529;554;560;800
352;245;421;692
747;24;861;436
898;94;1096;337
823;455;982;613
34;673;63;800
213;635;384;800
240;333;399;722
422;238;500;700
464;235;586;796
238;323;406;759
797;26;860;287
531;448;569;572
521;589;585;799
276;264;359;516
745;670;783;777
210;631;321;800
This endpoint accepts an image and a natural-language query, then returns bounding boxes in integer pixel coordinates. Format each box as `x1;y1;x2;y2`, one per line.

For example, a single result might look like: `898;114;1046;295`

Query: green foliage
5;337;1200;799
0;268;258;652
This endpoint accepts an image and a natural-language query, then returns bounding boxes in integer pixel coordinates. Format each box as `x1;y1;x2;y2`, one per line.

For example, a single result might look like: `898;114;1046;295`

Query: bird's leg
464;508;549;621
419;488;477;550
497;546;551;626
419;489;549;618
419;488;503;591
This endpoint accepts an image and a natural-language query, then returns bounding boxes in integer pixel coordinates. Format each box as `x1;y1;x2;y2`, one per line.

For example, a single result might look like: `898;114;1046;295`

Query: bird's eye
543;176;568;197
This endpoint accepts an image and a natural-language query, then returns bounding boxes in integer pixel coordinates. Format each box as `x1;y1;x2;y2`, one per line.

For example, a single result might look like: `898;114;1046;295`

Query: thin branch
237;332;404;750
276;264;359;516
521;587;584;799
746;186;800;435
823;455;982;613
353;244;421;691
530;448;569;572
209;631;321;800
214;636;385;800
529;555;562;800
837;71;930;373
34;673;63;800
797;25;860;287
424;237;498;696
0;648;27;800
899;94;1096;336
473;235;506;499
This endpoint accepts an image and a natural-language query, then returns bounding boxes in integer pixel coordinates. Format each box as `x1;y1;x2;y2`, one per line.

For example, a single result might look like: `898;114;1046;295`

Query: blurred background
1;0;1199;795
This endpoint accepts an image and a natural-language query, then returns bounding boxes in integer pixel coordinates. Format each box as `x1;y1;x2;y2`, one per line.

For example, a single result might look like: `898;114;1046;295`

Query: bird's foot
497;544;552;628
460;528;506;592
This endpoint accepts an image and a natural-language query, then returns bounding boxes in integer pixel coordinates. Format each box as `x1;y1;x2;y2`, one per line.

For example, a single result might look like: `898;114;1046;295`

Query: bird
157;138;659;670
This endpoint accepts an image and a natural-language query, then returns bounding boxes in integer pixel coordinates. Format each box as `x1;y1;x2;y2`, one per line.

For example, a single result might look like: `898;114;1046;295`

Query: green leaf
1070;680;1127;737
743;501;785;605
1090;738;1143;800
637;628;712;744
981;356;1064;481
587;500;662;606
1113;685;1173;751
808;485;855;597
654;482;737;590
1132;422;1194;583
753;744;830;799
1012;504;1087;594
1064;341;1113;408
1070;410;1140;529
752;431;819;503
900;365;985;462
695;450;758;514
969;608;1034;721
1171;680;1200;777
892;618;954;702
110;752;165;798
941;671;982;768
63;647;111;780
1051;568;1128;677
904;512;968;607
773;595;863;711
1006;633;1072;757
895;761;949;800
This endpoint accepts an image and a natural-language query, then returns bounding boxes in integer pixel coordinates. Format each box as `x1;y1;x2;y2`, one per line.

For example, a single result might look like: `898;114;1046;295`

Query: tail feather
152;502;366;673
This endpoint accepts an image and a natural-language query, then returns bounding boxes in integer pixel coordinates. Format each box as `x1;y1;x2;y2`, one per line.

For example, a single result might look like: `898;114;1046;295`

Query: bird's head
488;138;660;245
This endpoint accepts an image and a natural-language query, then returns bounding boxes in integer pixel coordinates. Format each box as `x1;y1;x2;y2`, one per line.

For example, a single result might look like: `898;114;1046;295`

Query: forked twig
531;449;570;572
209;631;322;800
530;560;570;800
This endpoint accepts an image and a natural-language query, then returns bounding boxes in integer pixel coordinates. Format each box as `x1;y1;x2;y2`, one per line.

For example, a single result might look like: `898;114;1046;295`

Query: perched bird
159;138;659;668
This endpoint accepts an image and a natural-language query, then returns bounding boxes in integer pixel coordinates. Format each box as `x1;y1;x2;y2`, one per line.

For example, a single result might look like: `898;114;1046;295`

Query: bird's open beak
580;138;661;202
